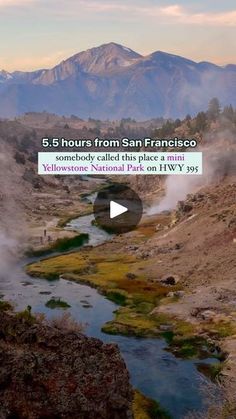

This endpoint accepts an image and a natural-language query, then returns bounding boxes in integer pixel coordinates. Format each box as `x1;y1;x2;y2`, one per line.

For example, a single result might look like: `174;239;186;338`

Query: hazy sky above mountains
0;0;236;71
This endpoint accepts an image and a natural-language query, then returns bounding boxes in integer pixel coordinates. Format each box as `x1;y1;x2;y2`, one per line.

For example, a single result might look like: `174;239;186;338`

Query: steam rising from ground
0;146;27;280
0;232;18;280
148;134;236;215
147;174;203;214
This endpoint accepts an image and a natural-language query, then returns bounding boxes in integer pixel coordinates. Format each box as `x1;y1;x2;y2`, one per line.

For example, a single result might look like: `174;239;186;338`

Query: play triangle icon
110;201;128;219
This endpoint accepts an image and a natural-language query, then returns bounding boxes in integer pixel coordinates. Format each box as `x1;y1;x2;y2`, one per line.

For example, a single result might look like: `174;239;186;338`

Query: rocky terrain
0;309;133;419
0;109;235;418
0;114;160;419
27;164;236;417
0;43;236;119
0;114;156;251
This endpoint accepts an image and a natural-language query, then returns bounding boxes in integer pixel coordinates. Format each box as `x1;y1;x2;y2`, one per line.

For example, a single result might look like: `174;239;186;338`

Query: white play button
110;201;128;219
93;184;143;234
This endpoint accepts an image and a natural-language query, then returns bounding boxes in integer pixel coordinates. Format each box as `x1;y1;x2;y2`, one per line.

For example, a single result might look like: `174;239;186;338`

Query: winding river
0;192;219;419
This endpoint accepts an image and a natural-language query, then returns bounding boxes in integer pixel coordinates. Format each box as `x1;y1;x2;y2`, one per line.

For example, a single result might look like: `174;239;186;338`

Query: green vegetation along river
0;193;220;419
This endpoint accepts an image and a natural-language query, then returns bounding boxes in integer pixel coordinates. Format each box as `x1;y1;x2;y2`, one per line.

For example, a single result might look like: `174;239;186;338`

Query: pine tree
185;114;192;121
207;98;221;121
195;112;207;132
222;104;234;121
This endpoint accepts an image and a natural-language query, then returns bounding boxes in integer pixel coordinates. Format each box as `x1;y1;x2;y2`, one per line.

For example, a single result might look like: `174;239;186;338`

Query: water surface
0;193;219;418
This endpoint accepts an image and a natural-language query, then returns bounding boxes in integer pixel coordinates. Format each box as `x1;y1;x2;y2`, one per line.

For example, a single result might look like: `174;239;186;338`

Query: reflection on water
66;213;111;246
0;190;219;418
0;271;218;419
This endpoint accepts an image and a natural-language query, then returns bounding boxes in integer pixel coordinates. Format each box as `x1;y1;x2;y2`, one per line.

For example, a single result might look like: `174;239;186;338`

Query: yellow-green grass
133;390;171;419
57;207;93;228
26;209;236;352
26;248;191;340
102;307;160;337
27;234;89;258
203;320;236;339
26;250;169;298
0;300;13;312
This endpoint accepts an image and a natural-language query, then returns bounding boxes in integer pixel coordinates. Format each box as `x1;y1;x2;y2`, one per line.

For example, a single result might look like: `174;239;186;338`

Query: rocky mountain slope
1;43;236;119
0;309;133;419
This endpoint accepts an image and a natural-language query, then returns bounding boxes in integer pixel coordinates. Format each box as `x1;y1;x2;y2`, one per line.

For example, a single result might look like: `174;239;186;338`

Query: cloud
159;5;184;18
158;4;236;26
84;1;130;13
58;1;236;27
63;2;236;27
0;0;236;27
0;0;34;6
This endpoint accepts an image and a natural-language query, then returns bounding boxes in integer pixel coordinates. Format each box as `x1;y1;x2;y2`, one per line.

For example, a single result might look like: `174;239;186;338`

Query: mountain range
0;43;236;120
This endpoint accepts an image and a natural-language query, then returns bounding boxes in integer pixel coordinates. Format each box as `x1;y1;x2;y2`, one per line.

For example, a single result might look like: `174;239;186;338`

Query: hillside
0;108;235;417
0;309;133;418
0;43;236;119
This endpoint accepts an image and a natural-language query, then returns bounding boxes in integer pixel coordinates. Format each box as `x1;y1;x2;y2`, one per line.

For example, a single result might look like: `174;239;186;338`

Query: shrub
50;312;86;333
45;298;71;309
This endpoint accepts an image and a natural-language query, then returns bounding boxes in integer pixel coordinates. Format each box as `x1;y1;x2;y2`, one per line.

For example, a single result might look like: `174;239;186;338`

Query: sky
0;0;236;71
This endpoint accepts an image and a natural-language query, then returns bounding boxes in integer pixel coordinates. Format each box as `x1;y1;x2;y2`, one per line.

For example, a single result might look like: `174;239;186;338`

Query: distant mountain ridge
0;43;236;119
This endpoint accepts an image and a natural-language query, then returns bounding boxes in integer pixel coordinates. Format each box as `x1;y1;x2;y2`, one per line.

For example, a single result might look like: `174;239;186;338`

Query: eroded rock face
0;311;133;419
